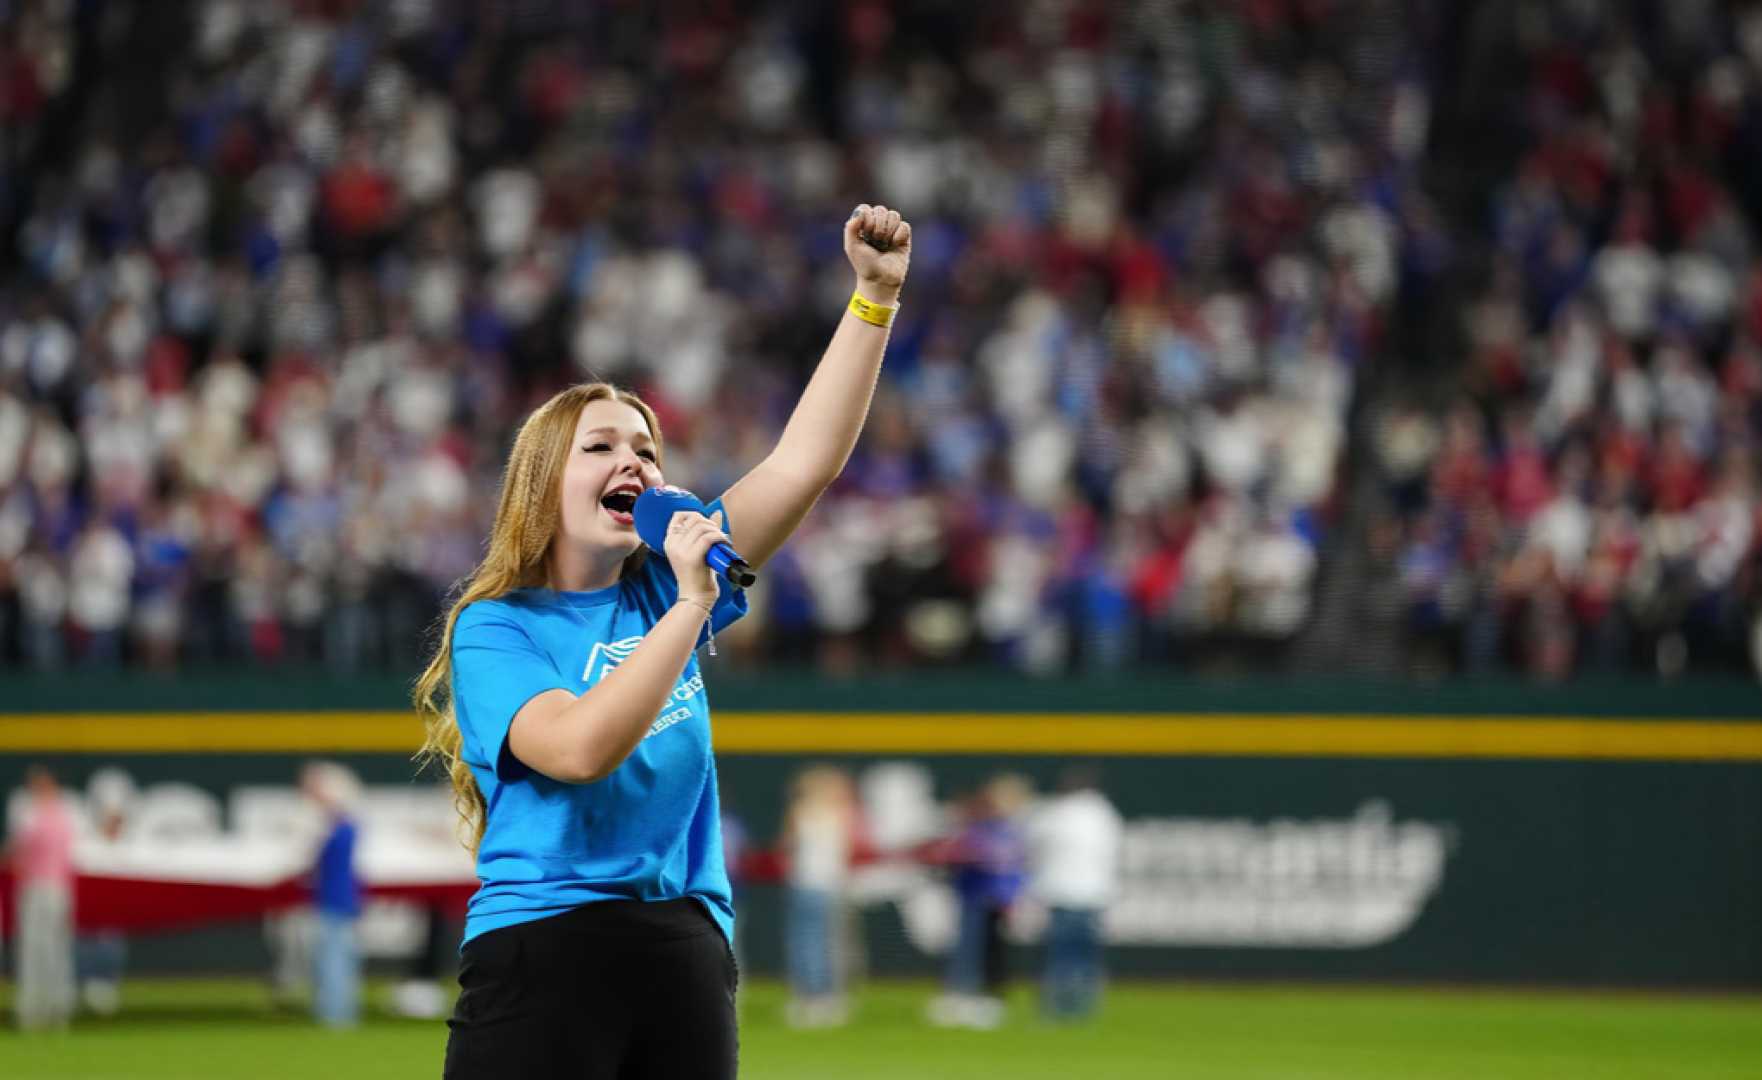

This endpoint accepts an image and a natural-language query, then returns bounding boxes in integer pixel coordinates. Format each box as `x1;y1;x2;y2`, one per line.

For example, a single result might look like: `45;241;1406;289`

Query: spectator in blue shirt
303;761;363;1028
930;774;1032;1031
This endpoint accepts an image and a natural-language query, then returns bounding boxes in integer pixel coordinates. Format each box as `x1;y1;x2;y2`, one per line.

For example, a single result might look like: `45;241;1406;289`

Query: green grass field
2;978;1760;1079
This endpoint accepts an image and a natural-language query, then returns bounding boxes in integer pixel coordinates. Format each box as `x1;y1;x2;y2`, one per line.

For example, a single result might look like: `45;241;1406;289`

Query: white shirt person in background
1027;766;1123;1021
781;765;857;1029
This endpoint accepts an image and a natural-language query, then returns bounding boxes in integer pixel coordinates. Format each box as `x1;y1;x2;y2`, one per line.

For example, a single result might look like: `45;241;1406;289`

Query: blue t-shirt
451;507;747;947
315;818;360;917
954;816;1028;908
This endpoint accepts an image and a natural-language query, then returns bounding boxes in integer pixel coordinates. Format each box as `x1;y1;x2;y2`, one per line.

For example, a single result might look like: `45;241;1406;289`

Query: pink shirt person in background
12;767;76;891
8;765;79;1030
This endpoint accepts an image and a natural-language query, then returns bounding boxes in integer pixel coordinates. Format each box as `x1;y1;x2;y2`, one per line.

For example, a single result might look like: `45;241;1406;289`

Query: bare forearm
521;599;708;782
718;205;911;569
568;602;706;779
769;276;898;485
506;513;730;785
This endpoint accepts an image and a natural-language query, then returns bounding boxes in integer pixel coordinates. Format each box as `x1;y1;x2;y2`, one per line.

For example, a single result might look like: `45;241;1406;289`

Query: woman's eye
584;443;609;452
638;450;657;462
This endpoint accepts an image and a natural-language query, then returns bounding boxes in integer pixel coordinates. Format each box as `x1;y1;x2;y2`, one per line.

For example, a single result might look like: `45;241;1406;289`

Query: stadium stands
0;1;1755;677
1370;0;1762;677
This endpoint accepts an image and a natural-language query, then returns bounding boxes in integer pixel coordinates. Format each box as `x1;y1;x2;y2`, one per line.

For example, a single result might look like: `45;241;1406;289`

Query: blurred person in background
781;764;856;1029
75;767;136;1017
415;204;911;1079
302;760;363;1028
928;773;1032;1031
1028;766;1123;1022
6;765;77;1031
67;520;133;666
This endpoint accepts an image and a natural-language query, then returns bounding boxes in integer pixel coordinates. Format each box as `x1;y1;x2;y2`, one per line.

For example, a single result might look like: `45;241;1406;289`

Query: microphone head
633;485;706;555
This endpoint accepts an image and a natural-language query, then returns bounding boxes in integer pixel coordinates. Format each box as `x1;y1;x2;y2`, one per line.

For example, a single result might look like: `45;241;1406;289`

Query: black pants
443;899;738;1079
982;905;1008;994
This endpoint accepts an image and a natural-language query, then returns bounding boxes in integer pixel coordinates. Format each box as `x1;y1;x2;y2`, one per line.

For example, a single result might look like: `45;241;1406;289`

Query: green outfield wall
2;670;1758;988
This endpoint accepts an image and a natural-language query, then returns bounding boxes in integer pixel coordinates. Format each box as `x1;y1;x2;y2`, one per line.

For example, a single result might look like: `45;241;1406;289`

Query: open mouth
600;490;638;525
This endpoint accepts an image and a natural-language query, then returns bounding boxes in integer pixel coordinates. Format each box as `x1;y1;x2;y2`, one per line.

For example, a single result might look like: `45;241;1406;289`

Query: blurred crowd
774;762;1121;1030
0;0;1437;675
1373;0;1762;678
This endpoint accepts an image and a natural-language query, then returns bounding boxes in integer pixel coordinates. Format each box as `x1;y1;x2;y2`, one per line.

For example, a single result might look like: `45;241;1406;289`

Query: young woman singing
417;204;911;1078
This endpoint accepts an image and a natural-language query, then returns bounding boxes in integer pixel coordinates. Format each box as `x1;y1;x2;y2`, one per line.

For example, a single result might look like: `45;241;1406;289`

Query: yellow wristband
848;290;898;328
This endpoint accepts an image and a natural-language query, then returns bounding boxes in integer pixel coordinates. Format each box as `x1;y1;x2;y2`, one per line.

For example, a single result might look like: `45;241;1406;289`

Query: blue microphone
633;486;757;589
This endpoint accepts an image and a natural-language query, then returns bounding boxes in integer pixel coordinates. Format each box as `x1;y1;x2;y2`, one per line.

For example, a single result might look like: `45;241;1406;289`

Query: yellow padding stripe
0;712;1760;760
0;712;421;753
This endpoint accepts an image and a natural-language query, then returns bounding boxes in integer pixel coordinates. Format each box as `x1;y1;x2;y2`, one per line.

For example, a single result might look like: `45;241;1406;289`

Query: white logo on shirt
647;706;692;738
582;636;643;683
582;637;707;743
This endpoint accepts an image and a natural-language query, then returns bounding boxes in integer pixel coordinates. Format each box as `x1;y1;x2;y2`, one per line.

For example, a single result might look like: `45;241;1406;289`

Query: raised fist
844;204;912;297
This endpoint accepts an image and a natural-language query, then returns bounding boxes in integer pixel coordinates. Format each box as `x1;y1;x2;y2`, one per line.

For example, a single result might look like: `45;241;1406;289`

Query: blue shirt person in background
930;774;1033;1031
302;761;363;1028
416;203;914;1080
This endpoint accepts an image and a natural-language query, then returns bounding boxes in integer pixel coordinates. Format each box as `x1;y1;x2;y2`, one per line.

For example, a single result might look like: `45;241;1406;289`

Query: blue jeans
76;932;128;982
313;912;360;1026
785;888;837;997
945;895;988;995
1041;906;1103;1018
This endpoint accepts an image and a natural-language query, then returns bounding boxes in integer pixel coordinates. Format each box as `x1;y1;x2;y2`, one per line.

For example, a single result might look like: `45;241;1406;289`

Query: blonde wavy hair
414;382;663;850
